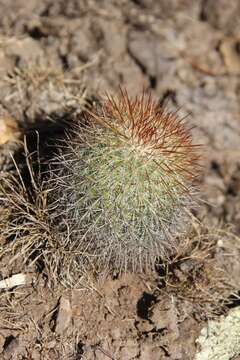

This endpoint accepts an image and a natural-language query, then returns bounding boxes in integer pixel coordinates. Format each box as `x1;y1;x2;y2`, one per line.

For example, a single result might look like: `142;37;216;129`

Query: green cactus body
55;89;200;272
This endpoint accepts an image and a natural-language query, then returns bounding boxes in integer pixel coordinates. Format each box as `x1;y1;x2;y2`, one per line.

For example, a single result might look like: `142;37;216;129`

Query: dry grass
0;136;91;287
156;217;240;317
2;61;88;123
0;138;60;284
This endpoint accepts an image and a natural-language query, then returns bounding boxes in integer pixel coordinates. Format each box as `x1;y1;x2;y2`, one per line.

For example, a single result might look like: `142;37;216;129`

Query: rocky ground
0;0;240;359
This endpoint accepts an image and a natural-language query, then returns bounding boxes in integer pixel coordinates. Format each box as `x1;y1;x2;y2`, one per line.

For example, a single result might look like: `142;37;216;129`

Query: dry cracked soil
0;1;240;359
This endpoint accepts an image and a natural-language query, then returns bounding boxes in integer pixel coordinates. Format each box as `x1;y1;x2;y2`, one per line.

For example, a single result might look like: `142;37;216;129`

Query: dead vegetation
0;139;58;282
156;221;240;318
1;58;88;124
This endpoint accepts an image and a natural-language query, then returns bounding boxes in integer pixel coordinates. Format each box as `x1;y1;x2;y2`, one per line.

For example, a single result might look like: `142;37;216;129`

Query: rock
151;300;179;338
0;115;19;146
220;37;240;75
201;0;240;32
46;340;57;349
139;342;164;360
5;38;44;67
0;333;4;353
31;348;41;360
71;25;98;62
195;307;240;360
128;30;177;78
99;19;126;57
112;55;148;96
119;339;139;360
128;31;156;76
110;327;122;340
2;336;20;358
0;114;21;172
136;320;154;333
0;49;13;75
55;296;72;335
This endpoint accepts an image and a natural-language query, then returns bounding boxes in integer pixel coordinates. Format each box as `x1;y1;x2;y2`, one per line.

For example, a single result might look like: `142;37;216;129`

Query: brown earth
0;0;240;359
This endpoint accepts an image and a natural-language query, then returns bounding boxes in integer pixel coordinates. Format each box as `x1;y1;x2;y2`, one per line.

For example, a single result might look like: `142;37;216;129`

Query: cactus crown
55;89;201;273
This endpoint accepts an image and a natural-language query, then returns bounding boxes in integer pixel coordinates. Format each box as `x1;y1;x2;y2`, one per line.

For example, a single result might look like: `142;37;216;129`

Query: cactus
54;89;201;273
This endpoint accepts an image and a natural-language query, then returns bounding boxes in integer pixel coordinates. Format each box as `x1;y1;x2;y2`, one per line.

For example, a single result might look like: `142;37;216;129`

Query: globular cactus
54;89;201;273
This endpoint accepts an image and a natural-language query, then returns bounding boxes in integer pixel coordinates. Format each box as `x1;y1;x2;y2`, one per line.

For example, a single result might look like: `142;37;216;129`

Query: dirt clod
0;115;19;146
54;296;72;335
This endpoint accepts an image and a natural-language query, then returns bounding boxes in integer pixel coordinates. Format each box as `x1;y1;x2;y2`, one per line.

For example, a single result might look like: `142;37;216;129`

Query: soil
0;0;240;359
